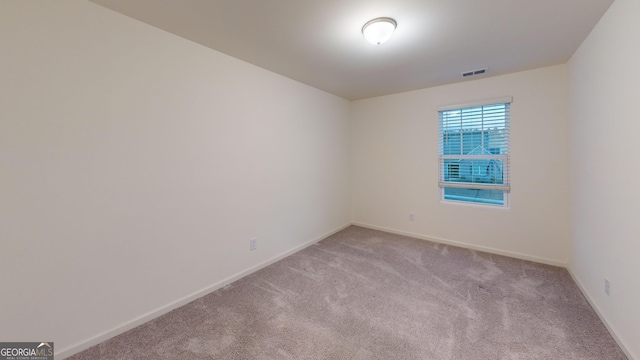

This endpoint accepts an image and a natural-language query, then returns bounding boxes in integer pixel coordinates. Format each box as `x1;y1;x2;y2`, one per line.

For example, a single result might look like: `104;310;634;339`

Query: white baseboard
352;221;634;359
351;221;567;267
57;222;634;359
57;222;351;359
567;269;635;360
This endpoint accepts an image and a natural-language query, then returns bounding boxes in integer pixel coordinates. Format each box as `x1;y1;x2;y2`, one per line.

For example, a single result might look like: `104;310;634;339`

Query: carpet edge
567;269;634;360
56;222;352;359
351;221;567;267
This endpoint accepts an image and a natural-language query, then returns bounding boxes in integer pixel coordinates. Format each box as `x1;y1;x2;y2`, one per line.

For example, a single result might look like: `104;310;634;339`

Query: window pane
443;187;504;206
440;104;508;156
438;101;510;206
442;158;504;185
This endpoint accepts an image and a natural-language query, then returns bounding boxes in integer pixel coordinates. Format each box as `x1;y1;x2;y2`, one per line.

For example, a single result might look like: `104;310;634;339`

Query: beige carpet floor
69;226;627;359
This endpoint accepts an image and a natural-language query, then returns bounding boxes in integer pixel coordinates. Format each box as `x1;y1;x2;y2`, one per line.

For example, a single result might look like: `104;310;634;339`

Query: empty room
1;0;638;359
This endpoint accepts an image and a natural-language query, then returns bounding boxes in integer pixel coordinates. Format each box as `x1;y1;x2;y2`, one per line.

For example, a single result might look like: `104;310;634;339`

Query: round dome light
362;17;397;45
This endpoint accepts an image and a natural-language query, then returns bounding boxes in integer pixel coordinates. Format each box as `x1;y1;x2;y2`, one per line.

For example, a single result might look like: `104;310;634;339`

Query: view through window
438;99;511;206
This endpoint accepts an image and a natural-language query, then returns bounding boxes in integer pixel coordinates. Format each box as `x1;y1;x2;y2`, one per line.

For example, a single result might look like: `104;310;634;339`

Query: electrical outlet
604;278;610;296
250;238;257;251
409;213;415;221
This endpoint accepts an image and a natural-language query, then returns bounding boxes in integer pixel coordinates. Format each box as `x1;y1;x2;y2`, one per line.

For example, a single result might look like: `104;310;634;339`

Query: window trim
436;96;513;112
437;97;512;207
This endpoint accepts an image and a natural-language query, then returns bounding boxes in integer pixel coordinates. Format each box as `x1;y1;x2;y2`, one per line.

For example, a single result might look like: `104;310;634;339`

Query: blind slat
438;182;510;191
436;96;513;111
438;101;511;198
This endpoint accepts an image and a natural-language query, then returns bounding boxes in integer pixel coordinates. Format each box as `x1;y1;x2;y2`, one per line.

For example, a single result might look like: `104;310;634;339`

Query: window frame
437;97;512;208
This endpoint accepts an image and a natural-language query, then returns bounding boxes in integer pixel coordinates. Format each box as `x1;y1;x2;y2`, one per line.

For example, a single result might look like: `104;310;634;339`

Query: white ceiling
90;0;613;100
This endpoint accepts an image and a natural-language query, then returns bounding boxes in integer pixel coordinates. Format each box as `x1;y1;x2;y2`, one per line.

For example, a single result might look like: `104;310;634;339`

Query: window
473;165;487;176
447;164;460;179
438;97;511;206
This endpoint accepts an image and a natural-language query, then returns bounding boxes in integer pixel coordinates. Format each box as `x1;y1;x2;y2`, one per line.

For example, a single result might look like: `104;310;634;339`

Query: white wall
0;1;350;357
351;65;570;265
5;0;636;358
568;0;640;357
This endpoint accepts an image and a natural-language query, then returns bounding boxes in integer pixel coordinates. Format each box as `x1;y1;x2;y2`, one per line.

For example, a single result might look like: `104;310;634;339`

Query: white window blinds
438;99;511;194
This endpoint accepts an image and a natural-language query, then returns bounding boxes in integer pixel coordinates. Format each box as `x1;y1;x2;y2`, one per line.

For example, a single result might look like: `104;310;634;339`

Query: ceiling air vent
462;68;488;77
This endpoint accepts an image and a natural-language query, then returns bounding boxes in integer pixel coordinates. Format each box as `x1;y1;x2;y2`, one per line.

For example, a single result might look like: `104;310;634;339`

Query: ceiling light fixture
362;17;397;45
